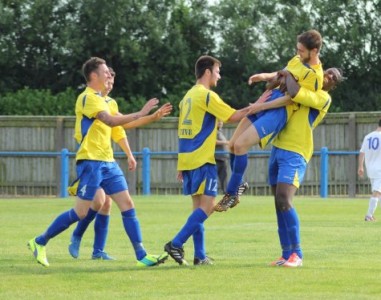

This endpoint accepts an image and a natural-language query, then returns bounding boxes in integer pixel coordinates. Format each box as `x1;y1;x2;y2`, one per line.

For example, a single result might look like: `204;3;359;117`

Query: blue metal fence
0;148;359;198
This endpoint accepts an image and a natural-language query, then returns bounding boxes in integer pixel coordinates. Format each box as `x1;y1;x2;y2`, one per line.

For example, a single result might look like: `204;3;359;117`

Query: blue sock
226;154;248;195
276;210;291;259
192;223;205;260
229;153;235;171
72;208;97;238
121;209;146;260
36;209;80;245
93;213;109;255
172;208;208;248
282;208;302;258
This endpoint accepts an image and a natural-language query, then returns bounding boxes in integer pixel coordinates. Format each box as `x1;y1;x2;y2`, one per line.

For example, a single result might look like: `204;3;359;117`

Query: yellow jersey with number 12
177;84;235;171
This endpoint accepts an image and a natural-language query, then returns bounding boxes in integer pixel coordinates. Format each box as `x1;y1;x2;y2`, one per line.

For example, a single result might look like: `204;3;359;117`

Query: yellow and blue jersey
248;56;324;150
272;88;331;162
74;87;126;162
286;55;323;92
284;55;324;115
177;84;235;171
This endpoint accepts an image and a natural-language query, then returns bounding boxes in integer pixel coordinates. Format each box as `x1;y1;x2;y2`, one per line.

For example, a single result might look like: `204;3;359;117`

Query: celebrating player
215;29;324;212
68;67;172;260
163;55;268;265
28;57;169;267
267;67;344;267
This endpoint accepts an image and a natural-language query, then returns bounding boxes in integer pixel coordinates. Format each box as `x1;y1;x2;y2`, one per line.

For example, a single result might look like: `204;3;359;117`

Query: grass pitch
0;195;380;299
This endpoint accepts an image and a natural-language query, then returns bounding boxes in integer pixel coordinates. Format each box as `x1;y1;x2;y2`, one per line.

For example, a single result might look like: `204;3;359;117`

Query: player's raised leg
215;122;260;212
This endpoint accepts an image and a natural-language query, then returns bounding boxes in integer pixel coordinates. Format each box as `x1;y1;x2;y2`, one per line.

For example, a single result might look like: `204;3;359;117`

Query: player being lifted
215;29;324;212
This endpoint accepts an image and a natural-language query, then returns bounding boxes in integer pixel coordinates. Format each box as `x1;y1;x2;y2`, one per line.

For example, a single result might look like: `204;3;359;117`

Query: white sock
367;197;378;216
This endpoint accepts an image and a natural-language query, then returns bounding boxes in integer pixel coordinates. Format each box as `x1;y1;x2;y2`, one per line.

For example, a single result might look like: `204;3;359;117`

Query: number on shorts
80;184;87;196
207;178;218;193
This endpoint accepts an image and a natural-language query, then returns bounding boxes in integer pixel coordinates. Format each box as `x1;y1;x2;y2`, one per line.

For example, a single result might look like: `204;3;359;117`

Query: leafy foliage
0;88;77;115
0;0;380;115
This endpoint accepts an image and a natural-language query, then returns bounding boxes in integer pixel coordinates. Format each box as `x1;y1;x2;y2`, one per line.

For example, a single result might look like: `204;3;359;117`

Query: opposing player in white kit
358;119;381;221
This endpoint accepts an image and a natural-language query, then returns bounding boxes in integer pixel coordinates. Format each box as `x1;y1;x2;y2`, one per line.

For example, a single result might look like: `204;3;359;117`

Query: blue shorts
268;147;307;188
68;160;128;200
182;163;218;196
247;89;288;149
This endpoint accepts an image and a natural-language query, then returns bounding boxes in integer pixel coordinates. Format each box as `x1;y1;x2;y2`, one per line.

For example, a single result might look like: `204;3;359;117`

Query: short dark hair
334;68;344;83
378;119;381;127
108;67;115;77
82;57;106;82
323;67;344;91
195;55;221;79
297;30;322;52
327;67;344;83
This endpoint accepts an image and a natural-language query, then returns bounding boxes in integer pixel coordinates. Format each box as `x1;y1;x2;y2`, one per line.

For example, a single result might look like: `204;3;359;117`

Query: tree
311;0;381;111
213;0;313;108
1;0;381;115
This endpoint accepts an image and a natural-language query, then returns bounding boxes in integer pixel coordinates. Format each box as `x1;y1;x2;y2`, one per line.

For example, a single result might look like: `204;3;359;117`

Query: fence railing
0;147;361;198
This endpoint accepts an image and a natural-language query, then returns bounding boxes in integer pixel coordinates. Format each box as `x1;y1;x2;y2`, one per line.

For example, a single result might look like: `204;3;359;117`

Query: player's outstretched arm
248;71;278;85
123;102;172;129
248;93;292;115
97;98;161;127
140;98;160;115
227;89;273;122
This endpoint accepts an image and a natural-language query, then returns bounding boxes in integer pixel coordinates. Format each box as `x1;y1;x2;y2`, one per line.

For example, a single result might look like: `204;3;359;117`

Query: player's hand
358;168;364;178
141;98;159;116
177;171;183;182
128;155;137;171
248;74;265;85
247;103;263;115
153;102;173;120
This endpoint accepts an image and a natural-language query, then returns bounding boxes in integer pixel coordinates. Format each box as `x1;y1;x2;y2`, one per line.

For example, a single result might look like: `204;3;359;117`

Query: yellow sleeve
206;91;236;122
293;88;331;111
82;93;108;118
112;126;127;142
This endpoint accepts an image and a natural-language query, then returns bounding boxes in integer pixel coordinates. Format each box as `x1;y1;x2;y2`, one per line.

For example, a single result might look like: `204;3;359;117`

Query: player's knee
75;209;89;220
100;197;112;214
91;198;105;211
275;194;292;211
234;139;252;155
113;191;135;211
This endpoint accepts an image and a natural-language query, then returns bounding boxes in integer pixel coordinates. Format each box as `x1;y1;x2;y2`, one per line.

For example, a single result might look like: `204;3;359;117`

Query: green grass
1;195;380;299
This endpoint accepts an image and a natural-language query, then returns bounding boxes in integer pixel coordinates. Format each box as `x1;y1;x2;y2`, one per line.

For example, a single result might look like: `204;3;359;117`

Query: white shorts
370;178;381;193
